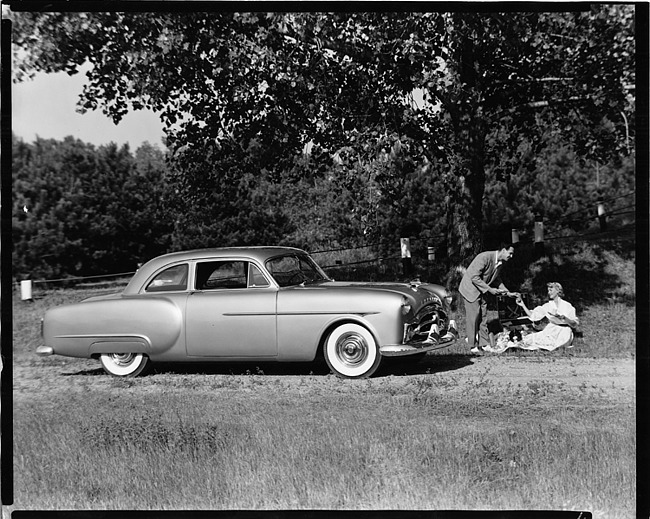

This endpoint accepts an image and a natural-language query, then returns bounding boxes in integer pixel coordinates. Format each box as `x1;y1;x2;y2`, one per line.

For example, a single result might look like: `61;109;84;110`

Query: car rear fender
43;296;183;358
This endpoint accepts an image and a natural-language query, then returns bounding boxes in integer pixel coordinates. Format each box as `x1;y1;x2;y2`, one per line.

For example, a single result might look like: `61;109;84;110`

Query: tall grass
14;376;634;514
11;241;636;515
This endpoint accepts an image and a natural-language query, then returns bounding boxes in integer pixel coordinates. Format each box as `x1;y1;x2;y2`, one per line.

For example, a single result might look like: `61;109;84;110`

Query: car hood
314;280;449;308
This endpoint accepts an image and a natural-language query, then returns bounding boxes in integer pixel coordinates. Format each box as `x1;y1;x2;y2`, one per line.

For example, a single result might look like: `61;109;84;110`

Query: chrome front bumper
380;307;459;357
380;336;457;357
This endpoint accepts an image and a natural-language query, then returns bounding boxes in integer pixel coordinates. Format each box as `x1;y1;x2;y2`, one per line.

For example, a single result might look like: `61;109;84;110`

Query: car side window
248;263;270;288
266;254;327;287
196;261;247;290
145;264;188;292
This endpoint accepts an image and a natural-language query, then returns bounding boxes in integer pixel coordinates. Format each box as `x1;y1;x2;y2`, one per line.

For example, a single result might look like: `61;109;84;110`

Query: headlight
401;299;412;316
445;295;453;306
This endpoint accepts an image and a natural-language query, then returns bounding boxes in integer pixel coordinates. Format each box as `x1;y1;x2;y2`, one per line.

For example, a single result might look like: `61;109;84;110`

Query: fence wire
17;198;636;289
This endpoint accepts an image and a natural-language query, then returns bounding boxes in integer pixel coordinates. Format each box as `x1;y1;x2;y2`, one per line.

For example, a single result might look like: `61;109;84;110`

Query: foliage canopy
12;136;173;279
10;7;636;270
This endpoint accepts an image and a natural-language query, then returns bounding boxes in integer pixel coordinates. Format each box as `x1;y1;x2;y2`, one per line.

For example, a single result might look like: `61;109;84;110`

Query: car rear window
145;264;188;292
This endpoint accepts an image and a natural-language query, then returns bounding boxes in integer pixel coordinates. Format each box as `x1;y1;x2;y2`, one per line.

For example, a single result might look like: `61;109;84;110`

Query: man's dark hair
498;241;519;250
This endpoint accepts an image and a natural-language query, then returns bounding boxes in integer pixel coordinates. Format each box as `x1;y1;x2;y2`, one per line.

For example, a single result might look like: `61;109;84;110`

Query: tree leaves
9;8;635;267
12;135;173;279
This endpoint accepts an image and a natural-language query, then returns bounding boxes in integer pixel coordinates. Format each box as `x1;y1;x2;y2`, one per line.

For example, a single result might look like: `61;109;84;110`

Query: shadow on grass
502;240;635;314
62;367;105;376
378;353;474;377
149;361;333;377
64;361;332;377
64;354;475;378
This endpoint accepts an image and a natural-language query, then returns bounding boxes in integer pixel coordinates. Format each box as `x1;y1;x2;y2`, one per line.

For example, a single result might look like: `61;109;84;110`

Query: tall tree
12;135;173;279
10;7;635;267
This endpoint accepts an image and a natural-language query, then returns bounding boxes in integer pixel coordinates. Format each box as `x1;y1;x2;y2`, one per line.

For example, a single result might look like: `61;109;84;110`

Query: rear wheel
100;352;150;377
324;323;381;378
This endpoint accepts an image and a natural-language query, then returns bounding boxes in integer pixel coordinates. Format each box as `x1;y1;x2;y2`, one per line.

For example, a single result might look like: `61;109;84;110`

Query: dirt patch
426;355;635;403
13;354;635;406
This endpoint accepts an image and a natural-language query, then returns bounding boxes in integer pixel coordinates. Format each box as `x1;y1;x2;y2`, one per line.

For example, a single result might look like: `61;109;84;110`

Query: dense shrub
12;136;173;280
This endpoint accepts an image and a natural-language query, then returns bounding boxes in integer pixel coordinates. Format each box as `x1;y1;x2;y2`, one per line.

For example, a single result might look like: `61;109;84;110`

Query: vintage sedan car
38;247;458;378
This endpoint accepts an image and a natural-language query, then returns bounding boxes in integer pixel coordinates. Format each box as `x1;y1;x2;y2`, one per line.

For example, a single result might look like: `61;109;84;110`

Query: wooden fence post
400;238;413;277
427;246;436;263
597;197;607;231
511;228;519;244
20;280;33;301
534;215;545;255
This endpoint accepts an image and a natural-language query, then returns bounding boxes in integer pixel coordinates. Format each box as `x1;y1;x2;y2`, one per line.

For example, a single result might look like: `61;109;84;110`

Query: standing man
459;242;519;353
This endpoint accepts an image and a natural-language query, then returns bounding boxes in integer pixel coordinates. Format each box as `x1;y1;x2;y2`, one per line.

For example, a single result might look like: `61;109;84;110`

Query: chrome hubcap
335;333;368;366
110;353;136;366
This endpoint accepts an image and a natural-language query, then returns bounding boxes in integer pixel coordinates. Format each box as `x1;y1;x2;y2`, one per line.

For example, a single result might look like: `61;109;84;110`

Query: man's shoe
470;346;481;354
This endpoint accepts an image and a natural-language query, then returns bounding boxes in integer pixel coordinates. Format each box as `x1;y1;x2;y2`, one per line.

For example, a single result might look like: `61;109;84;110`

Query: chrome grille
404;303;450;343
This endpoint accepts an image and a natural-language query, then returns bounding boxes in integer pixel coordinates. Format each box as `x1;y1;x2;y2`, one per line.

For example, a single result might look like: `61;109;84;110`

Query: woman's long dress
494;298;579;352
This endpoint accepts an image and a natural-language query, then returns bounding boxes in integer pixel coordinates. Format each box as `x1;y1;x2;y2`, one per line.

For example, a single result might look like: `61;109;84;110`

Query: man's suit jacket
459;250;506;303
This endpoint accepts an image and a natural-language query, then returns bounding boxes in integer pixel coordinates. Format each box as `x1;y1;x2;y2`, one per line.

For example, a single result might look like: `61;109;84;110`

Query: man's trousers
463;294;489;348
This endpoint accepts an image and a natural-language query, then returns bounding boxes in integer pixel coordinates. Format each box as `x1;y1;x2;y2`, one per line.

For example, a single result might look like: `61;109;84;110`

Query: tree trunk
443;97;488;296
445;18;487;284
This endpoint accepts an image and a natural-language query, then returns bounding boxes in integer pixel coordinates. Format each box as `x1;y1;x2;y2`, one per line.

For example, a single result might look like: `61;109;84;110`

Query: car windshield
266;254;330;287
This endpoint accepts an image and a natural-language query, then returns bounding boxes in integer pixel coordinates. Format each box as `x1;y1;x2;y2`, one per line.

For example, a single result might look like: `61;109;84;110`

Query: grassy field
10;242;636;516
13;359;635;514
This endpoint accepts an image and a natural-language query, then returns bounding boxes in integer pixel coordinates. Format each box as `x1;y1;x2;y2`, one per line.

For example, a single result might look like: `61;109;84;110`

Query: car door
185;259;278;357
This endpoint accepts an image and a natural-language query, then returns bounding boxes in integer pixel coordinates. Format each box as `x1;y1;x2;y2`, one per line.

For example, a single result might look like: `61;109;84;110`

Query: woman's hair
547;282;564;297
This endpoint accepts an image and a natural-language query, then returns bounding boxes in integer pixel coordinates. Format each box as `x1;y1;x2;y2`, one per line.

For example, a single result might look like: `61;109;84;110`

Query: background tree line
12;137;173;279
9;7;637;281
12;131;634;282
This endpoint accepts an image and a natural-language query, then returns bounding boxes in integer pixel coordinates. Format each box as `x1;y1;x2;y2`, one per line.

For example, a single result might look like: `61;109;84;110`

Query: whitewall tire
100;352;150;377
324;323;381;378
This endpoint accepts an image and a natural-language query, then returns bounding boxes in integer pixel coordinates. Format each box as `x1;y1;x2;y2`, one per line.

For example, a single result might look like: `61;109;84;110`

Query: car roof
149;246;307;264
123;246;308;294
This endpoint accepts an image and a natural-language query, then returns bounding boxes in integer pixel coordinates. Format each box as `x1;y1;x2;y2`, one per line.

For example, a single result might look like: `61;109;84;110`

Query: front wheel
100;352;150;377
324;323;381;378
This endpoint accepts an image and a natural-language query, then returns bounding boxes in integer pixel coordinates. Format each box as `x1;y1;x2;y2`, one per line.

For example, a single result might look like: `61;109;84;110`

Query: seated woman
488;282;579;353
